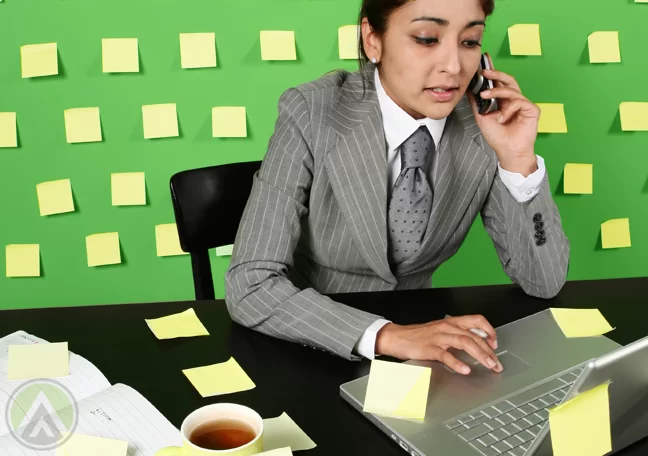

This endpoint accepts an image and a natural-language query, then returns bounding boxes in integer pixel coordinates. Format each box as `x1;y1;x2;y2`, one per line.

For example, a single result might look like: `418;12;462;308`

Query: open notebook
0;331;182;455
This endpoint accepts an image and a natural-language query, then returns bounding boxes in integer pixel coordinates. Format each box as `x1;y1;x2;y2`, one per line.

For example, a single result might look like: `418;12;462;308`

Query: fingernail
494;340;498;349
481;90;491;97
497;362;504;372
461;366;471;375
487;358;496;368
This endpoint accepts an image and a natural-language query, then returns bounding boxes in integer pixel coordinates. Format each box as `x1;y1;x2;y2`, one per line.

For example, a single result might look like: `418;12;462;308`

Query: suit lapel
324;64;397;284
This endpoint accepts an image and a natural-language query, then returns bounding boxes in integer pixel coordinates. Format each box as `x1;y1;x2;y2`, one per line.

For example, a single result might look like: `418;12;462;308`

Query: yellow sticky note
619;102;648;131
8;342;69;380
142;103;179;139
56;433;128;456
145;308;209;339
155;223;187;257
549;382;611;456
550;308;614;338
588;32;621;63
6;244;40;278
215;244;234;257
64;107;102;144
36;179;75;216
260;31;296;61
508;24;542;56
86;232;121;267
601;218;631;249
21;43;58;78
564;164;593;194
263;412;316;452
0;112;17;148
537;103;568;133
212;107;247;138
183;357;255;397
257;449;293;456
363;360;431;421
102;38;139;73
338;25;359;60
180;33;217;69
111;172;146;206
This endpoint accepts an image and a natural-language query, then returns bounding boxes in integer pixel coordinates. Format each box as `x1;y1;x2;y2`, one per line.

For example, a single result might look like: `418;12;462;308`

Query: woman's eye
463;40;482;48
414;36;438;46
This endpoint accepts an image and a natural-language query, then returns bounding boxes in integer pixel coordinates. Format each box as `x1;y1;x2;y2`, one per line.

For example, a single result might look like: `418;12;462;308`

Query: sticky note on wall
339;25;359;60
537;103;568;133
260;31;296;61
155;223;187;257
112;172;146;206
508;24;542;56
64;107;102;144
180;33;217;69
601;218;631;249
6;244;40;277
564;164;593;194
212;107;247;138
37;179;75;216
619;102;648;131
21;43;58;78
142;103;179;139
588;31;621;63
86;232;121;267
102;38;139;73
0;112;17;148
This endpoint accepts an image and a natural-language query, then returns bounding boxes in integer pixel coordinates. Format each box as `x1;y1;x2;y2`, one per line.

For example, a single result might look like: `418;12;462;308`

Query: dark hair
358;0;495;69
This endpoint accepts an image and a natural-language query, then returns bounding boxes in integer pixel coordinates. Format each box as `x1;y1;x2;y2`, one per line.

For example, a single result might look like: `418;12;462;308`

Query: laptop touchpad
445;350;531;379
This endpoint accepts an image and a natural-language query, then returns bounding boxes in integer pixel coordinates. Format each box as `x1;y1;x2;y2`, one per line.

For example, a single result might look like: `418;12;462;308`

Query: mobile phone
468;54;499;115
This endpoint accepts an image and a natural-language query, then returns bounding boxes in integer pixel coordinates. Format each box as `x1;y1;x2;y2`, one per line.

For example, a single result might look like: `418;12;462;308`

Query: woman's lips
425;88;457;102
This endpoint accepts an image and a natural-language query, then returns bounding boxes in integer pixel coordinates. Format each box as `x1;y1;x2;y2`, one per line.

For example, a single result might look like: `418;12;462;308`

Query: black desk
1;277;647;455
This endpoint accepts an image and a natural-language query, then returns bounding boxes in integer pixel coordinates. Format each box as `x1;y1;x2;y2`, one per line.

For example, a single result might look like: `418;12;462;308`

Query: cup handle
155;446;183;456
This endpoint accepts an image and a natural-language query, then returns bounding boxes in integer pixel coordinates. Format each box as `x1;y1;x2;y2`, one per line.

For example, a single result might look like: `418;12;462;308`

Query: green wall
1;0;646;310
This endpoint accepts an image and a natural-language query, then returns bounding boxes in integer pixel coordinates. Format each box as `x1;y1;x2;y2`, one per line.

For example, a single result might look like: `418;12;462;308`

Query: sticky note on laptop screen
550;308;614;338
363;359;431;420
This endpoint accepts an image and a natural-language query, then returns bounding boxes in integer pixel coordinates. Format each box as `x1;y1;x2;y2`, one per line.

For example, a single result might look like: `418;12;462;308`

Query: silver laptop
340;309;648;455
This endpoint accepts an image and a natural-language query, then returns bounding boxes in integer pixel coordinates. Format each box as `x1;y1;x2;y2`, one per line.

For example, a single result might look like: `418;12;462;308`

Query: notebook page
0;383;181;456
0;331;111;436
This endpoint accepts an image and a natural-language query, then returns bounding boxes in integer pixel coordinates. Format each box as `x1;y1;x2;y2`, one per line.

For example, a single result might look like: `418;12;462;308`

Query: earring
371;57;377;64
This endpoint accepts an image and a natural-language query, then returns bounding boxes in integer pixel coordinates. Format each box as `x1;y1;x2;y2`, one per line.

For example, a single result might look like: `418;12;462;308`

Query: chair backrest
170;160;262;300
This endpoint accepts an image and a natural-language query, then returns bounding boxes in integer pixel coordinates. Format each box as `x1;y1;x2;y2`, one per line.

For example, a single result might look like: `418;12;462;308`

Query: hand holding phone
468;53;499;115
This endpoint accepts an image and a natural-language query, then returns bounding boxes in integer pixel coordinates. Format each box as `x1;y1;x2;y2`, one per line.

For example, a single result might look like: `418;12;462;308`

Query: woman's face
363;0;486;120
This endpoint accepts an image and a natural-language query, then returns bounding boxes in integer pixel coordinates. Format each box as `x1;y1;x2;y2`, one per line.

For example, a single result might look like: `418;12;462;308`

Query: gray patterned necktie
388;126;435;265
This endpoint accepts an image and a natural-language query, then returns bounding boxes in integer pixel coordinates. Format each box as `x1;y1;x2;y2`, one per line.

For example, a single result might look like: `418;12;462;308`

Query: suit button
535;230;545;239
535;222;544;230
533;213;542;223
536;238;546;246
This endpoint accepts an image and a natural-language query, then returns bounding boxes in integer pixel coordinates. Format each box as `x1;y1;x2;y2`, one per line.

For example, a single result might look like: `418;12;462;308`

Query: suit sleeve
480;163;570;299
225;88;382;360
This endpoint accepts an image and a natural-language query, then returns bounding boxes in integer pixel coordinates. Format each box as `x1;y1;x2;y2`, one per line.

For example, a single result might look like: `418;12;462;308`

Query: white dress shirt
353;69;547;360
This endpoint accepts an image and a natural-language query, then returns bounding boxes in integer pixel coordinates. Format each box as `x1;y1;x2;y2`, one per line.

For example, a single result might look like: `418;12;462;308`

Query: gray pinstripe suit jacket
225;63;570;361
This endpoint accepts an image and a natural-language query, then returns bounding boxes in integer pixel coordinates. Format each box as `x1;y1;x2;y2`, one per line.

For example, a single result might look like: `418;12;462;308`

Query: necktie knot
401;126;434;170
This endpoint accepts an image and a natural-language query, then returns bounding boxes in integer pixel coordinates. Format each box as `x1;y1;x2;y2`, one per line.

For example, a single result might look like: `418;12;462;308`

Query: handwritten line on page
145;308;209;340
262;412;316;452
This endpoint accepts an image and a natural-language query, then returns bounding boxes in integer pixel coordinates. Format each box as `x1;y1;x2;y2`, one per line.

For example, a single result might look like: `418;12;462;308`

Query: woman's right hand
375;315;503;375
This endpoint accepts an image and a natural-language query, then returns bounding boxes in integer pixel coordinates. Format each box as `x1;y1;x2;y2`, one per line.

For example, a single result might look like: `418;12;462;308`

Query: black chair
170;161;262;300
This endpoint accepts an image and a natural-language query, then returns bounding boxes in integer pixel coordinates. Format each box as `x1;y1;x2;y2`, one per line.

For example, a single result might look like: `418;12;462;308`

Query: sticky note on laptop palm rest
363;359;431;420
8;342;70;380
550;308;614;338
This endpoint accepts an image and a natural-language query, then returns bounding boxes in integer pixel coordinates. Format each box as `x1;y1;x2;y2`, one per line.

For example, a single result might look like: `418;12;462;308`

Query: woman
225;0;570;376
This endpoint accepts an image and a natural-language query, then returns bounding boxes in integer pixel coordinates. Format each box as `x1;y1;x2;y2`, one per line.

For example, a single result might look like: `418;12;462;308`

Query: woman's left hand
468;53;540;174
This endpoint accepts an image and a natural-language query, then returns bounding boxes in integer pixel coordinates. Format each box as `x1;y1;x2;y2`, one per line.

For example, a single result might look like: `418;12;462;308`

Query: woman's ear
361;17;382;63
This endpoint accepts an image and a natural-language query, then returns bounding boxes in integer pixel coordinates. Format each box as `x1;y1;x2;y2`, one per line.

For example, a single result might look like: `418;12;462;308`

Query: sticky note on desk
261;31;296;61
339;25;359;60
21;43;58;78
601;218;631;249
37;179;75;216
180;33;217;69
363;359;431;421
212;107;247;138
549;382;611;456
550;308;614;338
257;448;292;456
183;357;255;397
155;223;188;257
111;172;146;206
86;232;121;267
64;107;102;144
145;308;208;339
0;112;17;148
619;102;648;131
564;164;593;194
216;244;234;257
142;103;179;139
8;342;69;380
102;38;139;73
6;244;40;277
537;103;568;133
588;31;621;63
508;24;542;56
56;433;128;456
263;412;316;452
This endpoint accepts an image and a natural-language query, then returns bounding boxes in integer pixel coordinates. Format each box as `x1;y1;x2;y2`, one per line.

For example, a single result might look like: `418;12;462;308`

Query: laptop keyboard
445;366;585;456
